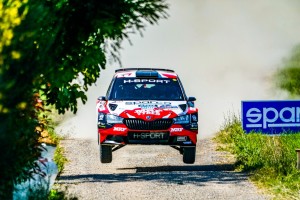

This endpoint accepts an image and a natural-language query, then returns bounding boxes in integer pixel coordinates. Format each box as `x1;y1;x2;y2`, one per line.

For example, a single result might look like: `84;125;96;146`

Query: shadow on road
58;164;250;186
118;164;235;172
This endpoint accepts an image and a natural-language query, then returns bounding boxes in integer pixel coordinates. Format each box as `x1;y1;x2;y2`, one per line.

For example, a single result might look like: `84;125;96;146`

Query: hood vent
108;103;118;111
179;104;187;112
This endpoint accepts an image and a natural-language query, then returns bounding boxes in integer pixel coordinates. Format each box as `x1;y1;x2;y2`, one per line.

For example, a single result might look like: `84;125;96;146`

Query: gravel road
55;138;269;200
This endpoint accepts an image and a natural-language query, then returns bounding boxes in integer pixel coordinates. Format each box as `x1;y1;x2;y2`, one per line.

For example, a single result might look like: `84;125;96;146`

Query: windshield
108;78;185;101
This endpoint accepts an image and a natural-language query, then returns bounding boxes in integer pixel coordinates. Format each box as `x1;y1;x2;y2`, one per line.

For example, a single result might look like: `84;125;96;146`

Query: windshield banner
242;100;300;134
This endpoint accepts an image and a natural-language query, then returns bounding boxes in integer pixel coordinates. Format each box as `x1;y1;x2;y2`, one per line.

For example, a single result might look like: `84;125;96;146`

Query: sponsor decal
191;115;198;122
159;105;178;109
170;128;184;132
113;127;127;132
242;101;300;134
139;104;158;109
98;124;106;128
98;113;105;121
177;136;187;141
123;102;179;110
190;123;198;129
132;132;165;139
134;109;162;116
124;79;171;84
125;101;172;105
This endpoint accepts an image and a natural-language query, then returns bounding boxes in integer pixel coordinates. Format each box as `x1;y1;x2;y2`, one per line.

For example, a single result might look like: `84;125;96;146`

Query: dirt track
55;138;269;200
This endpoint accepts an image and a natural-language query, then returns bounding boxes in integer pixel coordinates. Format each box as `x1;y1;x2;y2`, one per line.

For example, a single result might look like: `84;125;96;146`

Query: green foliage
48;188;78;200
26;0;168;114
252;168;300;199
48;189;68;200
276;44;300;96
0;0;168;198
42;110;67;174
48;189;65;200
54;145;68;174
214;114;300;198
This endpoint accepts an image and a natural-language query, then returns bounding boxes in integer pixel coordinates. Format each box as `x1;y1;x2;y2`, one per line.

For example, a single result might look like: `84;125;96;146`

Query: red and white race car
97;68;198;164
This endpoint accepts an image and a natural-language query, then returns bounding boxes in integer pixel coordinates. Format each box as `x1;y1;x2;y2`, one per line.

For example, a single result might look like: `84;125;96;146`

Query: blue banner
242;100;300;134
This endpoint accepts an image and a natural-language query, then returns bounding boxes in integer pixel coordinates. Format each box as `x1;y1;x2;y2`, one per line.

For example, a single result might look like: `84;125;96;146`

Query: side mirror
97;96;107;101
187;97;196;107
188;97;196;101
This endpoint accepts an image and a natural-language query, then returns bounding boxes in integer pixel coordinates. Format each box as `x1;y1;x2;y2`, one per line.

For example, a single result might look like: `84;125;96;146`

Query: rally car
97;68;198;164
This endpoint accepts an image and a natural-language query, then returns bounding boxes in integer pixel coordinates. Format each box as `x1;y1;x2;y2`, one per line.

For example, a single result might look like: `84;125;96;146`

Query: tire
183;146;196;164
100;145;112;163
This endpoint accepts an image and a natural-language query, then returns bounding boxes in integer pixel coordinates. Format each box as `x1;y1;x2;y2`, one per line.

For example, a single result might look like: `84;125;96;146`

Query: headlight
106;114;124;124
173;115;190;124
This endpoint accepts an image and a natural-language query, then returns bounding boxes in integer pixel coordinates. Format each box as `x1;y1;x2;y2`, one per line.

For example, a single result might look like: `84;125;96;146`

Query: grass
48;187;78;200
53;144;68;174
214;114;300;199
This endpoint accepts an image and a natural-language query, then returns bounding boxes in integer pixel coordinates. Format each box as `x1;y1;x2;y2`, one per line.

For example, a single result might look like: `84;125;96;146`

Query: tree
276;45;300;96
0;0;168;198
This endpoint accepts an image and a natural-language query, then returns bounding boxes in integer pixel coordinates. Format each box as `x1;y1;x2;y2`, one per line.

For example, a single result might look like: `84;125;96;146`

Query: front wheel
100;145;112;163
183;146;196;164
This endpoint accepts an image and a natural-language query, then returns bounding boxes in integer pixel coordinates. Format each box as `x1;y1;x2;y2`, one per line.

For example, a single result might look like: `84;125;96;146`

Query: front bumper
98;124;198;146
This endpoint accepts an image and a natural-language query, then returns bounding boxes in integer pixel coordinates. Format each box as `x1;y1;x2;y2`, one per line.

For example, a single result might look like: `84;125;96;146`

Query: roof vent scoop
136;70;159;78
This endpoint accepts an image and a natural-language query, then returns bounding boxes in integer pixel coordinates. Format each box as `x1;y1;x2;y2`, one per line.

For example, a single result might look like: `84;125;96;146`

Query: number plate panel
128;132;169;141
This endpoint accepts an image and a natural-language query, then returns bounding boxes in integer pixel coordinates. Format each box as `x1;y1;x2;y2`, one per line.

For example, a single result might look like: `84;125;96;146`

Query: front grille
124;119;173;130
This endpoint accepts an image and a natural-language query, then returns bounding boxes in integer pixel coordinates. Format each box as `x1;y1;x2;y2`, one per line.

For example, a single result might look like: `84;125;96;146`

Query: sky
56;0;300;139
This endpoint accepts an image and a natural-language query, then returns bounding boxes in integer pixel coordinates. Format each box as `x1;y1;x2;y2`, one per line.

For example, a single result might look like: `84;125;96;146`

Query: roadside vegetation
214;114;300;199
13;103;70;200
38;105;69;199
275;44;300;97
38;103;68;174
0;1;168;198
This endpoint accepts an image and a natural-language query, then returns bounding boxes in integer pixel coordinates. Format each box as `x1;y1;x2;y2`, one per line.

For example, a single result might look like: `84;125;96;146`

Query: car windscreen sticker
123;79;171;84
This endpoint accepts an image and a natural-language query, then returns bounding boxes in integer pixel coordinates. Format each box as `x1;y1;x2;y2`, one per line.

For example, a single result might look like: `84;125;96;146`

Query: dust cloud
56;0;300;139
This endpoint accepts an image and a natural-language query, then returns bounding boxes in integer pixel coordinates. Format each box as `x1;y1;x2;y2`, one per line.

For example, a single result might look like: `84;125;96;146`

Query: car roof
114;68;178;79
